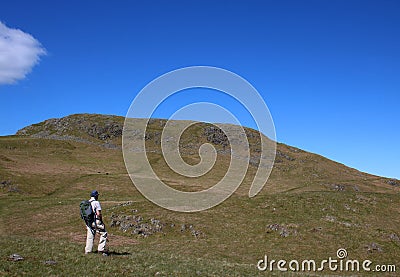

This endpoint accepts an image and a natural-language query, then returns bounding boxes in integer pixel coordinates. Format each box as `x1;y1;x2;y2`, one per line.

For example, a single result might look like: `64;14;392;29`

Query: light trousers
85;220;107;253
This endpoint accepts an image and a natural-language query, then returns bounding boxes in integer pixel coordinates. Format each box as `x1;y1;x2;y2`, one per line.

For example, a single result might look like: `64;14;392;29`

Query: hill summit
13;113;399;194
16;114;125;148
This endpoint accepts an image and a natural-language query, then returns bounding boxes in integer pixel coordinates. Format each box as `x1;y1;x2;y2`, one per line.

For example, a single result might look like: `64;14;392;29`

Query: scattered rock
132;222;162;237
387;179;400;187
354;195;377;205
341;222;352;228
276;150;295;161
249;157;260;167
336;185;345;191
365;242;383;253
44;260;57;265
110;213;203;238
323;215;356;227
8;253;23;262
180;224;187;232
103;143;119;149
191;229;203;238
344;204;357;212
280;229;290;238
324;183;360;192
389;233;400;242
83;121;122;141
148;118;166;128
7;185;20;193
204;126;228;146
288;147;300;153
324;215;336;222
1;180;12;187
266;224;298;237
1;180;20;193
310;227;323;232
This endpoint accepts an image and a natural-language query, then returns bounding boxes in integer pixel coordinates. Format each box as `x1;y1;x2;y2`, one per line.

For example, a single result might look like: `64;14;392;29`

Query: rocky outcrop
1;180;20;193
204;126;228;146
109;204;203;239
16;114;123;149
387;179;399;187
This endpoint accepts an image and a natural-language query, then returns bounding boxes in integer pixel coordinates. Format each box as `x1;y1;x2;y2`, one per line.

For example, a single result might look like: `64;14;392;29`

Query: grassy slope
0;115;399;276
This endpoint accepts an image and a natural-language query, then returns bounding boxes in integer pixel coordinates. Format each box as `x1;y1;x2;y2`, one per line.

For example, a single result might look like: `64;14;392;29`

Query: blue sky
0;0;399;179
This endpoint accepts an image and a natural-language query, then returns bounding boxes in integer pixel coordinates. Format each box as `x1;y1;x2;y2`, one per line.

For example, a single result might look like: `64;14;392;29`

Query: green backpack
80;200;95;227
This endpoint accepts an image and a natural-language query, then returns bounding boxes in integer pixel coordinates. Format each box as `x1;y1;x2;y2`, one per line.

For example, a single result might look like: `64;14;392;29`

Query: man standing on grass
85;190;108;256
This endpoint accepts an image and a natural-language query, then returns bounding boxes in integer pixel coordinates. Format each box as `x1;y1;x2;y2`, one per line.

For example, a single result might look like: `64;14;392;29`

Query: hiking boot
99;251;109;256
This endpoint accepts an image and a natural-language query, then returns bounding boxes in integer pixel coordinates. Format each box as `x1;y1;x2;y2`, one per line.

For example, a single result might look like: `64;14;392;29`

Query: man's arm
96;210;102;221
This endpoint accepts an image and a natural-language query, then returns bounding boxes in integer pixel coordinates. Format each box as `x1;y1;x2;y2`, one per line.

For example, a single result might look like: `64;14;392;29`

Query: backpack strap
88;199;97;234
89;199;99;219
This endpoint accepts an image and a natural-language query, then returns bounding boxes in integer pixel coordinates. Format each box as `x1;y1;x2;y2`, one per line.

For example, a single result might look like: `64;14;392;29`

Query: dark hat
90;190;99;197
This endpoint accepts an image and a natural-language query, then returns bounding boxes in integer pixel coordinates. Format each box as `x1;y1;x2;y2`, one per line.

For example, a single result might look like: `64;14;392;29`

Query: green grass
1;236;260;277
1;191;399;276
1;115;399;276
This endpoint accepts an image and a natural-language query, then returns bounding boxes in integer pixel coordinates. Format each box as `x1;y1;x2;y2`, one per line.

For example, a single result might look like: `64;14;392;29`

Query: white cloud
0;22;46;85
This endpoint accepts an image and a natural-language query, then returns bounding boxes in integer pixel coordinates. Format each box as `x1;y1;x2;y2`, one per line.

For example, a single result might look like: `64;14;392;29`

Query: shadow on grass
108;250;131;256
89;250;131;256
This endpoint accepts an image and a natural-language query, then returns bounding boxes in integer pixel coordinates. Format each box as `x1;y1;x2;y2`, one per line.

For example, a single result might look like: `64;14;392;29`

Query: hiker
84;190;108;255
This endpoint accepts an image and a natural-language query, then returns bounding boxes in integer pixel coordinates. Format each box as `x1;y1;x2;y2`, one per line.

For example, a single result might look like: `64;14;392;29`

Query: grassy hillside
1;114;399;276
